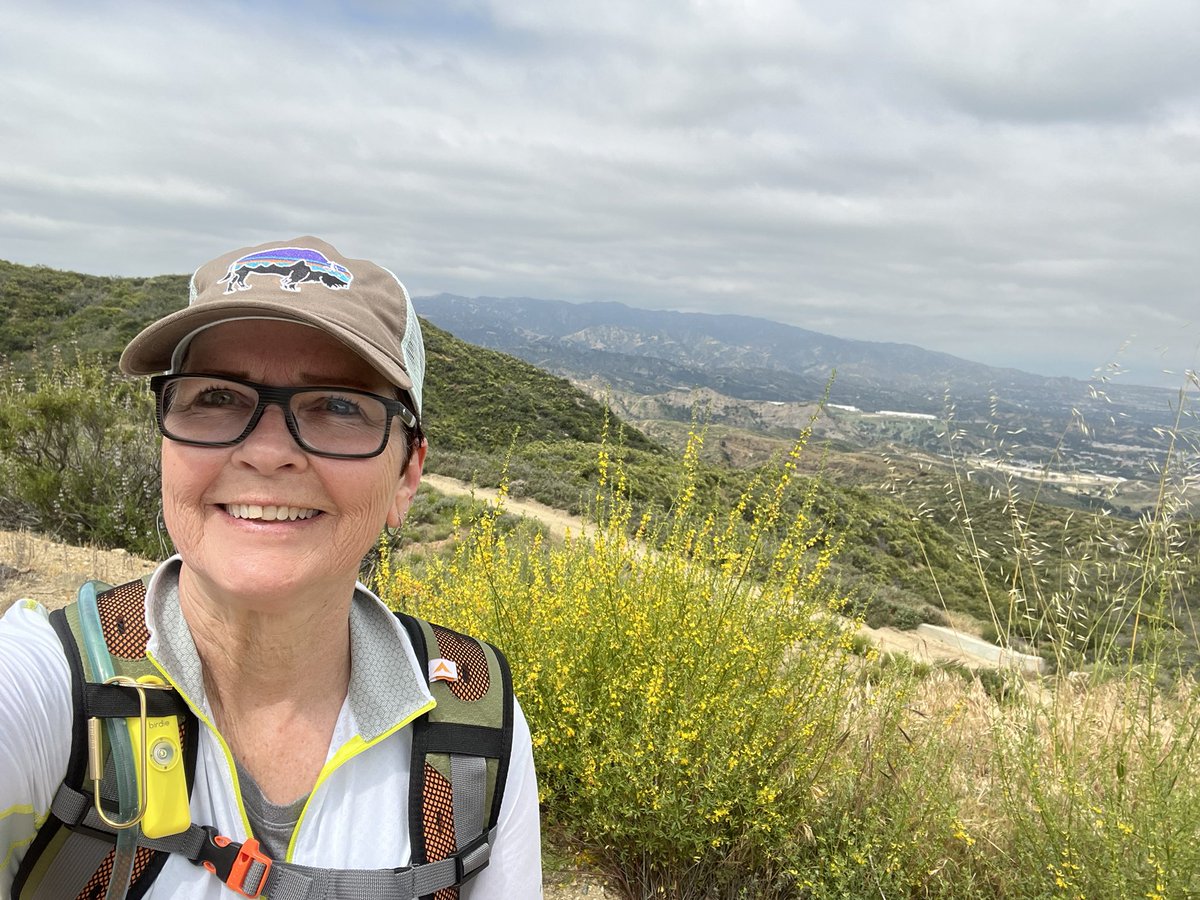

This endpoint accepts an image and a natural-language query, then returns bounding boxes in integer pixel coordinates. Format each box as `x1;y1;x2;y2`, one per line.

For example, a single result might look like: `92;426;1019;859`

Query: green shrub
890;602;925;631
380;431;873;897
378;430;1003;898
0;349;166;557
861;594;931;631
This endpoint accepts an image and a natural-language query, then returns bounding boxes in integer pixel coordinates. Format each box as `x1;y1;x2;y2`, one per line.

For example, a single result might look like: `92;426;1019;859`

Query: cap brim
119;300;414;392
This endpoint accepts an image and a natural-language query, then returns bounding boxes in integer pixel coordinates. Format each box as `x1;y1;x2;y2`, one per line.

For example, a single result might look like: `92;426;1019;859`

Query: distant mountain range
416;294;1177;429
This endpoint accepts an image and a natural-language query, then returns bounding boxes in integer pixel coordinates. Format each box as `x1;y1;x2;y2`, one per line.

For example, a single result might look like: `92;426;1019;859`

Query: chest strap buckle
195;826;272;898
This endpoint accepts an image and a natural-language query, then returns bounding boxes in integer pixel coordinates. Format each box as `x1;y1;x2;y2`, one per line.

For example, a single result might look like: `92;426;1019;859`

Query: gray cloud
2;0;1199;387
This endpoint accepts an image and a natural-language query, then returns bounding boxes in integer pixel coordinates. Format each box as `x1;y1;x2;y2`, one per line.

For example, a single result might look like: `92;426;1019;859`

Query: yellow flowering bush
378;427;864;896
376;417;1200;898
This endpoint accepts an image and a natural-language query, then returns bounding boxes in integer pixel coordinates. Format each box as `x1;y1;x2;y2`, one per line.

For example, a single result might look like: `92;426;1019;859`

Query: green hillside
422;320;660;455
3;257;1197;670
0;259;188;361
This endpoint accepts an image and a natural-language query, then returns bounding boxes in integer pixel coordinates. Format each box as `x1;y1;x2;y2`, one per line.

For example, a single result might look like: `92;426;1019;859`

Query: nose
230;402;308;471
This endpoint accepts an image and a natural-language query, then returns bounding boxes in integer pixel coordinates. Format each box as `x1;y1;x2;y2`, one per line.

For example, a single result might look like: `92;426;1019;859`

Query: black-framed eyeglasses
150;373;418;460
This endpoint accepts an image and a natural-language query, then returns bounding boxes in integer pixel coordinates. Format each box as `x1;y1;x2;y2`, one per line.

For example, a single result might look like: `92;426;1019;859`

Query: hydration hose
78;581;140;900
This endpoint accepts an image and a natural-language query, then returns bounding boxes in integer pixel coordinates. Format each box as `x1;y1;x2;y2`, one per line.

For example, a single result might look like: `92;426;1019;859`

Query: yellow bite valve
127;675;191;838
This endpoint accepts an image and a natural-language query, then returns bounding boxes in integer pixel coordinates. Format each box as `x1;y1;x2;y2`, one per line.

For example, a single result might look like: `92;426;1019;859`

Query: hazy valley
418;294;1195;517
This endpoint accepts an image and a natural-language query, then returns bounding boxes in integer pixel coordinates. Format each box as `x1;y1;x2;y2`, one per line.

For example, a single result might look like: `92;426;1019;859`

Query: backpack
13;577;514;900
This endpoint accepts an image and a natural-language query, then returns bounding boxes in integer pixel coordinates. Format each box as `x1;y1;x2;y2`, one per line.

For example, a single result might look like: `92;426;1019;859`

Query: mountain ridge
416;292;1185;492
416;293;1120;409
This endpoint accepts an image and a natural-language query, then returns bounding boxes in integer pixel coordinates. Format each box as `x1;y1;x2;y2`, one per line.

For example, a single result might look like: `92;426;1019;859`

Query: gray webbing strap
50;783;91;825
256;829;497;900
50;780;496;900
260;855;460;900
25;831;114;900
450;753;488;849
51;785;210;858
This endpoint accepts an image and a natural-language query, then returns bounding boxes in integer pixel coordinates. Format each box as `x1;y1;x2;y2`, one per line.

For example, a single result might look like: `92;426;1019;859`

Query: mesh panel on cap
386;266;425;418
403;303;425;417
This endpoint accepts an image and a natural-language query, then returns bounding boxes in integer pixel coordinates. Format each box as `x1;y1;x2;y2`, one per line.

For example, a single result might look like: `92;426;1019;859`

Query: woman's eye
323;396;362;417
195;389;239;407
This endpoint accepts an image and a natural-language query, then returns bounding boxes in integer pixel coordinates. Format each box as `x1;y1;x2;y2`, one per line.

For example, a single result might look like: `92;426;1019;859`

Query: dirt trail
1;474;1001;671
858;622;997;669
421;473;588;541
424;475;1001;670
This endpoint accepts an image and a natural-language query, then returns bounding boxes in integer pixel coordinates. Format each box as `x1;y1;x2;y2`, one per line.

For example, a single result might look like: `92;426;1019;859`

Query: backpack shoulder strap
13;577;198;900
16;584;512;900
397;613;515;900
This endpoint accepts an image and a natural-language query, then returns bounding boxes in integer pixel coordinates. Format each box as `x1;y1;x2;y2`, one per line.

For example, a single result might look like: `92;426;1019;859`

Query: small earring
155;505;173;558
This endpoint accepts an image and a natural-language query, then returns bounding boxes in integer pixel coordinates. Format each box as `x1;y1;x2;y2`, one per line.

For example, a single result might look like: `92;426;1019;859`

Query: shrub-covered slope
10;256;1195;659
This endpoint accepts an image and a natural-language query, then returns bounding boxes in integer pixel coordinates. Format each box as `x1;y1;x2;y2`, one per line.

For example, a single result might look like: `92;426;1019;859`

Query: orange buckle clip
200;832;272;898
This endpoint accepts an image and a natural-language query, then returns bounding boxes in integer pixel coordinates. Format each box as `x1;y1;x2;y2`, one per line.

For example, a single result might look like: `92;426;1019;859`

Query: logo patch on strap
217;247;353;295
428;658;460;683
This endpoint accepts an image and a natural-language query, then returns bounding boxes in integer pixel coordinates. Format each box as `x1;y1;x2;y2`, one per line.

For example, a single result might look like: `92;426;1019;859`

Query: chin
182;553;353;609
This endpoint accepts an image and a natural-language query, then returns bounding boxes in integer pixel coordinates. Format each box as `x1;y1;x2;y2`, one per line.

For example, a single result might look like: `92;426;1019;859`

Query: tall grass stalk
378;428;992;897
376;400;1200;897
894;377;1200;898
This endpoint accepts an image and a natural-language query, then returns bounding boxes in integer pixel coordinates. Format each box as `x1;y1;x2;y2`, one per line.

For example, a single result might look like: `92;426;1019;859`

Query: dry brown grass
0;528;158;616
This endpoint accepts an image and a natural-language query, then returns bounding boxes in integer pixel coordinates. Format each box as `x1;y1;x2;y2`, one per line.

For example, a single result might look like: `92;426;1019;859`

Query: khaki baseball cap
119;236;426;417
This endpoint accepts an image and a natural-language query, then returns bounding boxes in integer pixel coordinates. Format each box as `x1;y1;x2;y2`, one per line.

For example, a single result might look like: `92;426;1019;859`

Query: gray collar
143;557;433;742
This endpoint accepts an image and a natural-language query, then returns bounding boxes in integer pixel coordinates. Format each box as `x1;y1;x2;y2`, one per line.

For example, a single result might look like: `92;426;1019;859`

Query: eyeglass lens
158;375;393;456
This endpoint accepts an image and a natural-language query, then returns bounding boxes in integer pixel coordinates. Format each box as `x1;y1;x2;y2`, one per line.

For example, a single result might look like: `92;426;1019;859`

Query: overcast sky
3;0;1199;387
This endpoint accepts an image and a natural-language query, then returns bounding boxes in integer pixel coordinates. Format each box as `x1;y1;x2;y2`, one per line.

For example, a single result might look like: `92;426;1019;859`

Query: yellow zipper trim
146;650;254;839
284;696;437;861
1;808;47;873
147;651;436;861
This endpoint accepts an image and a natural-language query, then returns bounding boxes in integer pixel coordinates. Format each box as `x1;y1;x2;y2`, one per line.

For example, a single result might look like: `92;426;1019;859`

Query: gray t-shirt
235;759;309;860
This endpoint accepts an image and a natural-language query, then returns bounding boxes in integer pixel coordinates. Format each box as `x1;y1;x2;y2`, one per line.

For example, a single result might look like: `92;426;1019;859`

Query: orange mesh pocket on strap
431;625;489;702
74;846;156;900
98;582;151;660
422;763;459;900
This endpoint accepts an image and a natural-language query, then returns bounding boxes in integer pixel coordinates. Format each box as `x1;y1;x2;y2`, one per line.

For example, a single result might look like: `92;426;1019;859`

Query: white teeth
227;504;318;521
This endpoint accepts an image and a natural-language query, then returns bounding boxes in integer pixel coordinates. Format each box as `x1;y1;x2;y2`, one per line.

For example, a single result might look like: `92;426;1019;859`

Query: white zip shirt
0;558;542;899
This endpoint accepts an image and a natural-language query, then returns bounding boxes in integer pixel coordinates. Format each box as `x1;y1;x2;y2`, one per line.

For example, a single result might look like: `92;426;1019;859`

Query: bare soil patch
422;473;587;541
543;875;622;899
858;622;997;669
0;529;158;616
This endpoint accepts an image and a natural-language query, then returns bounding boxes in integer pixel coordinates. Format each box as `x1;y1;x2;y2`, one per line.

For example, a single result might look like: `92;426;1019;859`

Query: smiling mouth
224;504;320;522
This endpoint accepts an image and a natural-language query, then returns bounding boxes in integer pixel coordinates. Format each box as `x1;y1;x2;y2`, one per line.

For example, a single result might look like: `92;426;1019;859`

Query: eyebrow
190;369;383;391
296;372;380;390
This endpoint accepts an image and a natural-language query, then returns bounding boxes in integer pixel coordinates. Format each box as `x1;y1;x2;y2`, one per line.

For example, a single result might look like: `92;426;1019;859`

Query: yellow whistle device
127;676;191;838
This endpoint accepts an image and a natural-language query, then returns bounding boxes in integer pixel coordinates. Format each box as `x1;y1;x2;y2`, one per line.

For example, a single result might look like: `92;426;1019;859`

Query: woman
0;237;542;898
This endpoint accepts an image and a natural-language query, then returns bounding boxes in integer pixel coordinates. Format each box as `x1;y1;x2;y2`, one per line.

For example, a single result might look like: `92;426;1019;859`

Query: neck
177;563;354;707
177;564;356;802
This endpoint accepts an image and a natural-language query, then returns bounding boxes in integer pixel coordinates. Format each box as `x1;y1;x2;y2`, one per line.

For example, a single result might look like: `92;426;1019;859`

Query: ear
386;439;427;530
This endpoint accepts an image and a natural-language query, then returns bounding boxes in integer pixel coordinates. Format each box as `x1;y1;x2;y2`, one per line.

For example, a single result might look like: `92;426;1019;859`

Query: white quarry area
870;410;938;420
972;457;1125;487
825;403;937;420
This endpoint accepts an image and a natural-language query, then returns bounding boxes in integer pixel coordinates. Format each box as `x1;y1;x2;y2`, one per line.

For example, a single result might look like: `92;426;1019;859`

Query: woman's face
160;319;424;608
